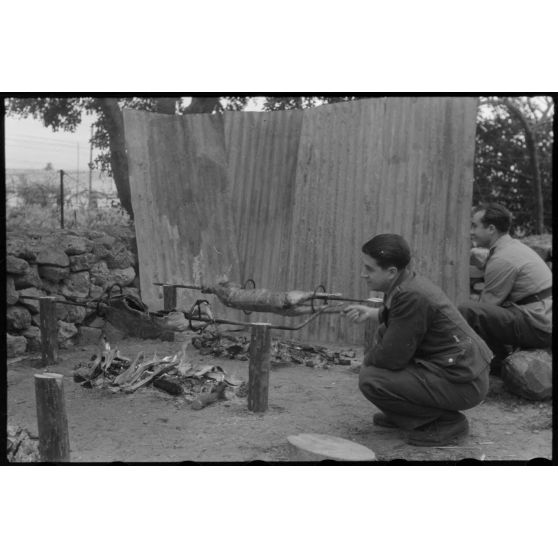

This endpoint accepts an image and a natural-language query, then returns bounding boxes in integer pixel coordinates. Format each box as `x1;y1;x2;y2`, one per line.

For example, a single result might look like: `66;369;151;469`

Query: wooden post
34;373;70;462
248;323;271;413
59;170;64;229
162;285;178;341
40;296;58;365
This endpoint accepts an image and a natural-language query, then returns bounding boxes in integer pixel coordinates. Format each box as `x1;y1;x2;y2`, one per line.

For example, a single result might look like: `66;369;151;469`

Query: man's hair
361;234;411;270
479;203;512;233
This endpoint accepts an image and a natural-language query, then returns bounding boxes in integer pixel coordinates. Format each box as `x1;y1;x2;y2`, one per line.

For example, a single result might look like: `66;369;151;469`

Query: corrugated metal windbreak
122;109;242;320
123;97;478;344
223;110;304;326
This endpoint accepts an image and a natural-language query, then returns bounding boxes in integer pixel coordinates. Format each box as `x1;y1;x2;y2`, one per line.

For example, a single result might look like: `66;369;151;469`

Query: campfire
73;330;358;409
73;339;245;408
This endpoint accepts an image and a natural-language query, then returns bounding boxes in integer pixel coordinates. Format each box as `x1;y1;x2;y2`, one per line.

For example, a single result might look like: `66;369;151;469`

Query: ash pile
73;340;245;406
192;330;357;369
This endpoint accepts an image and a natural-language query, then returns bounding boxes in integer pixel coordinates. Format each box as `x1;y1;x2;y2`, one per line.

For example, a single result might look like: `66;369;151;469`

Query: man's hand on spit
343;305;379;323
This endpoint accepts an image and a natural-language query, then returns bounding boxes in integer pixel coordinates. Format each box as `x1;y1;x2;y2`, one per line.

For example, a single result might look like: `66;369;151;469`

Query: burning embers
192;330;358;368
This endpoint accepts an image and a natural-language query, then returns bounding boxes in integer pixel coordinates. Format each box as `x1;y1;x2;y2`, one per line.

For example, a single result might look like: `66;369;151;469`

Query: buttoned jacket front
364;271;493;382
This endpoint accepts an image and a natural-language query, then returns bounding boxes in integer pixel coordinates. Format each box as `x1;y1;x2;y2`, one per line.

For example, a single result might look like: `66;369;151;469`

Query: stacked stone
6;227;139;357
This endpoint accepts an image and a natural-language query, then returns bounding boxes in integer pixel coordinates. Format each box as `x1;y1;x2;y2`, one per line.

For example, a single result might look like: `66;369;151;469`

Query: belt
515;287;553;305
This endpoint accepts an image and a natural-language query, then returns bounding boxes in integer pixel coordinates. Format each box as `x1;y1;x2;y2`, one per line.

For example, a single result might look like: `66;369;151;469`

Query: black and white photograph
4;95;553;464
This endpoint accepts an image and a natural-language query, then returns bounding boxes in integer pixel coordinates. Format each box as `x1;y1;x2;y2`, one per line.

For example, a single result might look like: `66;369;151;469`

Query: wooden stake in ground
162;285;178;341
40;296;58;365
34;373;70;462
248;323;271;413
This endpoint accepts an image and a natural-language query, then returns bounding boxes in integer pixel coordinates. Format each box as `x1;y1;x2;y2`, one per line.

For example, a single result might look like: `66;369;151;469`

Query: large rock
7;276;19;305
38;264;70;282
90;262;134;288
92;242;110;259
108;266;136;288
22;326;42;352
14;264;43;289
69;252;100;272
90;261;110;287
57;320;78;347
7;305;32;331
59;235;93;256
65;304;87;324
40;279;57;295
36;246;70;268
17;287;47;314
7;255;30;275
7;238;37;262
501;349;552;401
106;242;136;269
89;284;105;301
60;271;90;299
7;334;27;357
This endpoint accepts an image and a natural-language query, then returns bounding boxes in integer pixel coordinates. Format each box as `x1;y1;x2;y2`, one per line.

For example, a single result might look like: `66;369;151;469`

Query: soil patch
7;335;552;462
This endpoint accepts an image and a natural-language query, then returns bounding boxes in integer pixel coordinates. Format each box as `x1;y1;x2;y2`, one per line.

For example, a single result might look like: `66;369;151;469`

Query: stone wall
6;225;139;357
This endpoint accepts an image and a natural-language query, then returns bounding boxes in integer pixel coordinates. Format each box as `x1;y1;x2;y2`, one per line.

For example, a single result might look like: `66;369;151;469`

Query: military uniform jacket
364;271;493;382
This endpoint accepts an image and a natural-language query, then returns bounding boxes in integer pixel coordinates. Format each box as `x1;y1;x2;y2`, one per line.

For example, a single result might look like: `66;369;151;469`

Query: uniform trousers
359;363;489;430
458;301;551;360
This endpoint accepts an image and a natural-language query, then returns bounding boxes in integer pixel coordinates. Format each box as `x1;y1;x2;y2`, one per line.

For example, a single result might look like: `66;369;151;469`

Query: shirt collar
385;268;413;306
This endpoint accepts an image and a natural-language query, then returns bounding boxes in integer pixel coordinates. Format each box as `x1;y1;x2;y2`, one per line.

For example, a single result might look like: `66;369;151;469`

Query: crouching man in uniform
458;203;552;374
344;234;493;446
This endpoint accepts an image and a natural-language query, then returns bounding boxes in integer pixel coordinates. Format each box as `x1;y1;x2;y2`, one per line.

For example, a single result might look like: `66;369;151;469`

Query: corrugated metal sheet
122;110;241;319
123;97;478;345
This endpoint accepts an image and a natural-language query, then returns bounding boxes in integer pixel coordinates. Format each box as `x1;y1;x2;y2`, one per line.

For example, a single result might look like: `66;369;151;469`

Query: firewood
124;363;178;393
113;351;144;385
153;377;183;395
191;382;227;410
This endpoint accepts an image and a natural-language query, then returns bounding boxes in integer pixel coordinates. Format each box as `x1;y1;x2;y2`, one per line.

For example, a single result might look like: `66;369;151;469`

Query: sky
5;111;99;171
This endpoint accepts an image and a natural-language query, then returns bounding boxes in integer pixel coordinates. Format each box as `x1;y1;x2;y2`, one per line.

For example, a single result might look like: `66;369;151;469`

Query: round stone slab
288;433;376;461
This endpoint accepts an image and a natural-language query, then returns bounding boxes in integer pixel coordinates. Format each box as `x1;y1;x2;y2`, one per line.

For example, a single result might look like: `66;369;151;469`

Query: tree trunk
97;98;134;220
523;127;544;234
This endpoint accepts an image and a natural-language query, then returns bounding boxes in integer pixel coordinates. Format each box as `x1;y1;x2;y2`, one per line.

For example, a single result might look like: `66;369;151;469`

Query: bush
7;203;131;232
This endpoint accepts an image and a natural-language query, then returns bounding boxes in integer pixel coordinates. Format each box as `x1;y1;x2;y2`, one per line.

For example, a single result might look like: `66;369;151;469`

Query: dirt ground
7;333;553;463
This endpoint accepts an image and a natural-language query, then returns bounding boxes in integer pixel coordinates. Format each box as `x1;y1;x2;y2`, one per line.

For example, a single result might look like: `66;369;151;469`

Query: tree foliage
474;96;553;235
